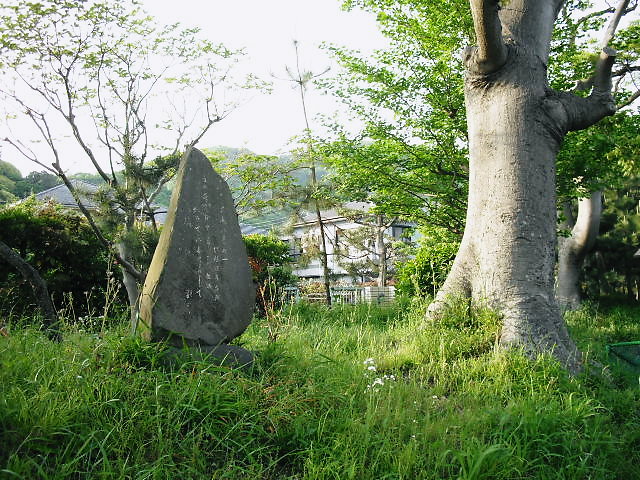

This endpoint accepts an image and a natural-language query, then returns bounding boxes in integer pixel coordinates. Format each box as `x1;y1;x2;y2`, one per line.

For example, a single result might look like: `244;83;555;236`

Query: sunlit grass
1;299;639;479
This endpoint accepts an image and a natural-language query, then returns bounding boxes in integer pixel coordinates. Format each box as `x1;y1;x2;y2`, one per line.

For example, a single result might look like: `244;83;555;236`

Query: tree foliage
557;111;640;200
553;4;640;200
325;1;639;237
395;226;459;298
322;0;471;233
205;148;298;218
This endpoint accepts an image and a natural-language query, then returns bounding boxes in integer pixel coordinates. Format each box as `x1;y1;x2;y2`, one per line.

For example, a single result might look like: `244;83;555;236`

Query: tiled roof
293;201;374;226
33;180;100;210
29;181;270;235
240;223;268;236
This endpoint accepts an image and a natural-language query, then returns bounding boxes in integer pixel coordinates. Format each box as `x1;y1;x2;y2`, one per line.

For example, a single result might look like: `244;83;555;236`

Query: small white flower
363;358;375;365
367;365;377;372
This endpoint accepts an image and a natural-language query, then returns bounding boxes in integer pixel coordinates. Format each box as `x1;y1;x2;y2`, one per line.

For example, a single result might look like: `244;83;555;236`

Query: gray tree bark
0;239;59;340
557;191;602;311
427;0;617;373
310;165;333;306
375;215;388;287
118;241;141;333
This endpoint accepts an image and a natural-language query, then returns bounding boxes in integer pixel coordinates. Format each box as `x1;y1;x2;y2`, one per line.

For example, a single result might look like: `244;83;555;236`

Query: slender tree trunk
117;241;140;334
557;191;602;310
428;0;617;373
0;239;59;340
288;40;332;306
626;269;634;299
375;215;388;287
310;166;332;306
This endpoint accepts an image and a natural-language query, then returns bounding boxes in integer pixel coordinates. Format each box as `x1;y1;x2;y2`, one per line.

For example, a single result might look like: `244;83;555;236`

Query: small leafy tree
0;0;262;327
281;41;335;305
205;147;298;218
243;234;296;316
332;210;404;286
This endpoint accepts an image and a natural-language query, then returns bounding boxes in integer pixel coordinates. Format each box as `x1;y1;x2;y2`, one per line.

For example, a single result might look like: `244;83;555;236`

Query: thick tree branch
560;48;617;132
572;0;633;93
593;47;617;93
572;191;602;254
467;0;507;74
0;240;60;341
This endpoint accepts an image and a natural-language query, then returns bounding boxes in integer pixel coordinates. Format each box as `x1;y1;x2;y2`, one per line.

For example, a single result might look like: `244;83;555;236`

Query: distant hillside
1;149;329;230
0;161;62;203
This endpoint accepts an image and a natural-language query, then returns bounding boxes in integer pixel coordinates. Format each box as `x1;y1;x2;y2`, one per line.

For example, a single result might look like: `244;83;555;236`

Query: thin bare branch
617;89;640;109
600;0;632;49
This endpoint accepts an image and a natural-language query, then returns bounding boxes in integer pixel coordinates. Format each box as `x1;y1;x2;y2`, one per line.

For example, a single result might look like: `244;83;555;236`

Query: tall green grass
1;300;639;479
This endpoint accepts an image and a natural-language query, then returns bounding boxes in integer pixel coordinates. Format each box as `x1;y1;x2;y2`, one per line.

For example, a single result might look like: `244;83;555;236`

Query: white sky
141;0;384;156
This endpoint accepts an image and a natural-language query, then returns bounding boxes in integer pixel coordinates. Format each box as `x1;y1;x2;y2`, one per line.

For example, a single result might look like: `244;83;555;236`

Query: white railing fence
283;286;395;305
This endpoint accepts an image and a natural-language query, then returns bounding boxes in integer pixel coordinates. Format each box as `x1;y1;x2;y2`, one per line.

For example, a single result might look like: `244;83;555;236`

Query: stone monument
138;147;255;366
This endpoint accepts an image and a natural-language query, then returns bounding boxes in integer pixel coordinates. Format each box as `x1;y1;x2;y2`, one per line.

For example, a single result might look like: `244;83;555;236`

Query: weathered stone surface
138;147;255;347
161;345;255;371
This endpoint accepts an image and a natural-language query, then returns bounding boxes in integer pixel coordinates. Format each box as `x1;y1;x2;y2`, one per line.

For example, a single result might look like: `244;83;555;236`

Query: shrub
243;233;296;315
396;226;459;297
0;198;114;317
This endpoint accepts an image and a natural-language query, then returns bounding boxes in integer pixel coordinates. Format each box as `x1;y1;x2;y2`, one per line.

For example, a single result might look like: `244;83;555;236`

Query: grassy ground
1;299;639;479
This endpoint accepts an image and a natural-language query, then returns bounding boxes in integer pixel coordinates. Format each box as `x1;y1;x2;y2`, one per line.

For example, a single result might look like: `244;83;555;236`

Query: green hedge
0;199;114;318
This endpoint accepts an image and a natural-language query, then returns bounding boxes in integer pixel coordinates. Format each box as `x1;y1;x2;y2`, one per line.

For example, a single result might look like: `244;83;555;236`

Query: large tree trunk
0;239;59;340
557;192;602;310
427;0;616;373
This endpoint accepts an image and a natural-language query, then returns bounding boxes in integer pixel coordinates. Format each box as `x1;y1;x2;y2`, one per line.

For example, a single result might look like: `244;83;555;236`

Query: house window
392;226;411;242
288;238;303;259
